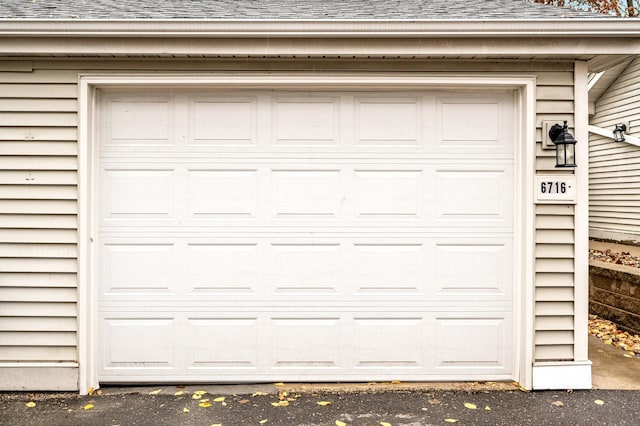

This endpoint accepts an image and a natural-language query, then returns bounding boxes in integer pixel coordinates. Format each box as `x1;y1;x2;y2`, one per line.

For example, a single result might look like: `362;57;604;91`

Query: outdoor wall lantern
613;123;627;142
548;121;577;168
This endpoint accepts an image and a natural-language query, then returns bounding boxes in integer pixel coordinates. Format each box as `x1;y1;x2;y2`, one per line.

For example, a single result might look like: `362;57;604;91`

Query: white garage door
98;89;515;383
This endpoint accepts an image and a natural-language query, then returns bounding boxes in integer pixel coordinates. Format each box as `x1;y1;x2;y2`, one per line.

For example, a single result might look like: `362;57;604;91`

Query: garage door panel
273;97;340;146
101;168;176;221
187;169;259;220
99;162;511;228
269;243;344;296
435;94;513;153
355;97;421;147
102;317;176;371
271;316;342;370
354;169;423;220
187;317;259;371
99;237;512;303
105;97;175;146
435;315;512;374
436;168;513;224
190;97;257;146
353;243;425;296
101;243;175;296
352;316;426;370
272;169;342;220
186;243;258;296
434;240;513;298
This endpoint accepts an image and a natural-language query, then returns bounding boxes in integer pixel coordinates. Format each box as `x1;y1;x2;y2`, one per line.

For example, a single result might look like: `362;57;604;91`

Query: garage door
97;89;515;383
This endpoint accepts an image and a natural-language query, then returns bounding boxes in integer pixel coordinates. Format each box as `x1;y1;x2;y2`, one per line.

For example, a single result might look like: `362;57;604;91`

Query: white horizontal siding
0;64;80;371
589;57;640;241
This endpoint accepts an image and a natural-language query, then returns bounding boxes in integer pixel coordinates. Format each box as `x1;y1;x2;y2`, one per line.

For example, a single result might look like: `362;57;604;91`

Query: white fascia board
0;19;640;38
589;124;640;147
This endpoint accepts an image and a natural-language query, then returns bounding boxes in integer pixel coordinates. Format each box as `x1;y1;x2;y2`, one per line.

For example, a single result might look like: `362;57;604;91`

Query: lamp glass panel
556;144;565;166
565;143;575;166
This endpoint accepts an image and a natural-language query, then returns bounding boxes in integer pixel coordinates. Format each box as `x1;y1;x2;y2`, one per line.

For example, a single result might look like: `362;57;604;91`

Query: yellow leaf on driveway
485;405;491;411
444;419;458;424
199;401;212;408
380;422;392;426
83;403;94;410
183;407;190;413
317;401;331;406
259;420;268;425
464;402;477;410
214;397;225;402
335;421;347;426
595;400;605;406
174;391;184;396
149;389;162;395
273;382;285;386
26;402;36;408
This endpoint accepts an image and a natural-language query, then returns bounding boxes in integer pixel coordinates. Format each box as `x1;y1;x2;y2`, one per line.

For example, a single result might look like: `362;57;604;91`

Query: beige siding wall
590;57;640;243
0;59;577;388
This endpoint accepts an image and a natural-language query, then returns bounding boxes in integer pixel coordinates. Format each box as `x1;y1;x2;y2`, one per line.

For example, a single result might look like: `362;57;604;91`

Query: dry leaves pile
589;248;640;268
589;315;640;356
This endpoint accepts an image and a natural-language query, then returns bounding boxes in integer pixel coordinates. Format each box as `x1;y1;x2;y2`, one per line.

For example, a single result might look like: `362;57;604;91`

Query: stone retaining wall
590;261;640;335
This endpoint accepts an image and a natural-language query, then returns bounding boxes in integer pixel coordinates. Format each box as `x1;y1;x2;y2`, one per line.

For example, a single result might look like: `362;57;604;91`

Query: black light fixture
548;121;577;168
613;123;627;142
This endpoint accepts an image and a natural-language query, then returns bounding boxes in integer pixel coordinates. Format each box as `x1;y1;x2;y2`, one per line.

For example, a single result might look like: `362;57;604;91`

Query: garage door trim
77;72;537;394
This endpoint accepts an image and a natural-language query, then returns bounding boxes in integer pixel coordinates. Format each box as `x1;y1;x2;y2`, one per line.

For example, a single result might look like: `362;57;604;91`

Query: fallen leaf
26;402;36;408
195;390;207;395
484;405;491;411
380;422;392;426
192;394;203;400
277;391;288;401
183;407;190;413
199;401;212;408
213;397;225;402
239;399;250;404
486;382;496;385
444;420;458;424
83;403;94;410
174;391;184;396
210;424;222;426
428;398;441;405
259;420;268;425
551;401;564;407
336;421;347;426
88;387;95;396
624;354;633;358
252;392;268;397
149;389;162;395
391;380;402;384
271;401;289;407
317;401;332;406
464;402;477;410
595;400;605;406
96;390;103;396
273;382;285;387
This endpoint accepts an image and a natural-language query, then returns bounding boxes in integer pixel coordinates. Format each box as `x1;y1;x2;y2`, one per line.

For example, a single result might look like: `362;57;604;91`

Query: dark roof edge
0;19;639;37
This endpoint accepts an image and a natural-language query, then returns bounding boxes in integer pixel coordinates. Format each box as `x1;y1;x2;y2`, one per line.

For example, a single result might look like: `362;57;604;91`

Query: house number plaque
535;175;576;204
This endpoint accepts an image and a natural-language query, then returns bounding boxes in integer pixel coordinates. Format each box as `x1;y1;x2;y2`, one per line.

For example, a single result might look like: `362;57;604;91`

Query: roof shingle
0;0;612;20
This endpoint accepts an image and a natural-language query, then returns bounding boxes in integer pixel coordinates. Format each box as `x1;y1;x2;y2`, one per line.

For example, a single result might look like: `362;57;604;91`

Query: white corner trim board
532;361;592;390
0;363;79;391
77;72;537;395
